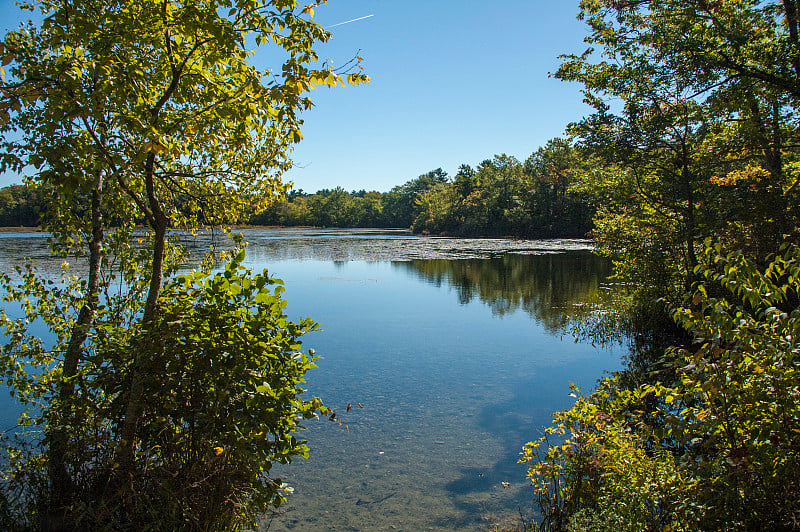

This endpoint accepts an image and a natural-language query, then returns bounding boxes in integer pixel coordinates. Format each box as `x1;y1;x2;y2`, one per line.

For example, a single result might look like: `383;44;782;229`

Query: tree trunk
681;150;698;292
783;0;800;79
117;152;167;472
48;171;104;511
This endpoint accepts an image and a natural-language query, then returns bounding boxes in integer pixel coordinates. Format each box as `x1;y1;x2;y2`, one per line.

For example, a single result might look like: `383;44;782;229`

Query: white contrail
327;14;374;28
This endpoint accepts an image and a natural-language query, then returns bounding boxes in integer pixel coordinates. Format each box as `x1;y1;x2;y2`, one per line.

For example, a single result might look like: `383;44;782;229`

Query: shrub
1;250;326;530
522;242;800;531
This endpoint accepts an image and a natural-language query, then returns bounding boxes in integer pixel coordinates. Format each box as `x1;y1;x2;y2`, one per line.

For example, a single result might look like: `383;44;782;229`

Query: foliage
0;184;44;226
0;0;367;226
0;0;366;528
412;150;594;238
241;143;593;236
522;3;800;530
414;150;592;237
522;242;800;531
522;139;594;237
247;156;595;237
667;242;800;529
521;377;698;532
559;0;800;306
1;250;326;529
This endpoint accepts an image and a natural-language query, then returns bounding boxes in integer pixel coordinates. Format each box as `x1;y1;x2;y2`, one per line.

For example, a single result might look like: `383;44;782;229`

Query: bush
522;242;800;531
1;250;326;530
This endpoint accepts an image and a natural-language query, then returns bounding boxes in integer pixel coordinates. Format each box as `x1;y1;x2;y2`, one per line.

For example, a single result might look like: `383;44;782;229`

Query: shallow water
0;228;619;531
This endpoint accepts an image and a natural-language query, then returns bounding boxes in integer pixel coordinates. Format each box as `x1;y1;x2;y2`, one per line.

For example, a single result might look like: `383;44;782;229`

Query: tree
559;0;800;301
384;168;449;227
0;0;366;528
523;138;593;237
308;186;352;226
408;149;596;238
522;2;800;528
0;184;44;226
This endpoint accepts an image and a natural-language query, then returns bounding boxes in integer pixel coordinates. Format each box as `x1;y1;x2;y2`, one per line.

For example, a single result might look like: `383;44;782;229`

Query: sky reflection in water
234;231;618;531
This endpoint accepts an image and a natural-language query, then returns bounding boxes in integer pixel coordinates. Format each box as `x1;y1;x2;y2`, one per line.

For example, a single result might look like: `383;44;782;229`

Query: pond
0;228;620;531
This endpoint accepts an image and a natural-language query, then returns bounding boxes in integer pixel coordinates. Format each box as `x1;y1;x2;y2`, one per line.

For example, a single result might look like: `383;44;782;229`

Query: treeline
251;143;594;237
1;138;595;237
1;148;595;238
0;184;44;226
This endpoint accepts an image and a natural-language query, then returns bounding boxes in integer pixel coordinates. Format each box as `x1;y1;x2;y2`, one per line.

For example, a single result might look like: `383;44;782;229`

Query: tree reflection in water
395;251;612;333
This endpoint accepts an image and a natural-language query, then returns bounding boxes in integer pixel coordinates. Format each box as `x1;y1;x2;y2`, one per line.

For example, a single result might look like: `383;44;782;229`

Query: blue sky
0;1;592;192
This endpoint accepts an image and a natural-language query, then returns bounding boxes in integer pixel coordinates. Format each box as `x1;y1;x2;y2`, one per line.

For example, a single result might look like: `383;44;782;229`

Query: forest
251;141;595;238
0;0;798;530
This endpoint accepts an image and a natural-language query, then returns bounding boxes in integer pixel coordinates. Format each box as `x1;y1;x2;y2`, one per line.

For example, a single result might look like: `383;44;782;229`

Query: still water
0;228;620;531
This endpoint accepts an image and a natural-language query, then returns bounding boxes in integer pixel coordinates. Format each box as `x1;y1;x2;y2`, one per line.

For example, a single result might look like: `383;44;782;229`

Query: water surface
0;228;619;531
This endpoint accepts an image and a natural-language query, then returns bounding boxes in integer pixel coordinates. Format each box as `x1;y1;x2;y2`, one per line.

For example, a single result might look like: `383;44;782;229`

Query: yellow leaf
213;446;224;456
143;141;164;155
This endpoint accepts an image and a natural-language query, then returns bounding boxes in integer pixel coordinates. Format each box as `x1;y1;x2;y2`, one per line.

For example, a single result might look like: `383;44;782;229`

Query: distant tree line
4;140;595;238
248;168;451;229
412;140;593;237
252;140;595;237
0;184;45;226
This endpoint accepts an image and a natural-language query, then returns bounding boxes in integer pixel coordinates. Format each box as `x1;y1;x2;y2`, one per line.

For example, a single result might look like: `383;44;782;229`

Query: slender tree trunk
115;27;182;469
49;171;104;510
681;149;698;292
117;152;167;472
784;0;800;79
769;99;792;237
746;92;782;179
745;91;791;249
